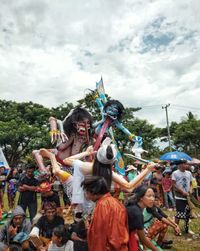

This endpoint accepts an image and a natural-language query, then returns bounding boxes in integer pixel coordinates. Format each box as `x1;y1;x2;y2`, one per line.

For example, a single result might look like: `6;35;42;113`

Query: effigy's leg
39;149;73;201
32;150;49;173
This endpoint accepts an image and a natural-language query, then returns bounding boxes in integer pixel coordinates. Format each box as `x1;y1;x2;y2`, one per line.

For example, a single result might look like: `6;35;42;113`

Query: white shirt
48;240;74;251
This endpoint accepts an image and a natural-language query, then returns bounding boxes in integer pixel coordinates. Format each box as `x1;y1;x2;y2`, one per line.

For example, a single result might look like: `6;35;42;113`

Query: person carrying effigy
39;137;156;214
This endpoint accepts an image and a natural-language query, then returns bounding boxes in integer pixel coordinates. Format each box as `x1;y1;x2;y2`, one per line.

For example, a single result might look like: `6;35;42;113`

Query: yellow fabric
55;170;71;182
192;178;198;189
88;193;129;251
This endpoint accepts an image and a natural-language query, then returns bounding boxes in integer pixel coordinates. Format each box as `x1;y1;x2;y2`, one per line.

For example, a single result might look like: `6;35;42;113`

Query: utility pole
162;104;172;151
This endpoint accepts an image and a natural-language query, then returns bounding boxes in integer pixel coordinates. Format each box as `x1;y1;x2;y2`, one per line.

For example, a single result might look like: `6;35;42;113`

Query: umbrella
160;151;192;161
188;158;200;165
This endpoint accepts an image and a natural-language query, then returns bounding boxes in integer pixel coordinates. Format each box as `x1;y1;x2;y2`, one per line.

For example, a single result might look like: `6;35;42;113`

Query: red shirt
161;177;172;192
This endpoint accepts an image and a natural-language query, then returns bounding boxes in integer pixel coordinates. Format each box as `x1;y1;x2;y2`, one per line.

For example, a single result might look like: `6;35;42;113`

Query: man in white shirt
172;159;192;234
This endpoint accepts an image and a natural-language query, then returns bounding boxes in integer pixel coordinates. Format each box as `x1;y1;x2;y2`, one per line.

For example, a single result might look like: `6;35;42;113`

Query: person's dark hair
103;100;124;121
150;177;158;185
81;176;109;195
53;225;70;245
154;194;160;200
63;107;93;136
92;145;113;189
126;184;152;205
75;219;87;239
7;168;17;180
26;163;35;170
9;243;22;251
155;165;162;171
43;201;57;211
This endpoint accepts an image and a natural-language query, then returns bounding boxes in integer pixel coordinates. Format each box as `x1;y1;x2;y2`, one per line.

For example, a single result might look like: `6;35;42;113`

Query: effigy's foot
39;148;60;173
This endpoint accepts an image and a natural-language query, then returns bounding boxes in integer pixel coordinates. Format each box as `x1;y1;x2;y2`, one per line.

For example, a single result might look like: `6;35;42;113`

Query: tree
0;100;52;166
171;112;200;157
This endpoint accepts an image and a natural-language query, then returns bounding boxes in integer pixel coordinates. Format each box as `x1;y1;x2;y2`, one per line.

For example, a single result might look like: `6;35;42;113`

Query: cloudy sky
0;0;200;127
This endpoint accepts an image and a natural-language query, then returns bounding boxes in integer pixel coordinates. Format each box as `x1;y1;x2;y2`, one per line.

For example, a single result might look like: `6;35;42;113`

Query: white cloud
0;0;200;128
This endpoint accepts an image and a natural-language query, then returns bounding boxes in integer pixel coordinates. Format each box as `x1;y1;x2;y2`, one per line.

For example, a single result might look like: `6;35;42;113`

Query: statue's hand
50;130;68;144
50;130;59;144
134;136;143;146
60;132;69;143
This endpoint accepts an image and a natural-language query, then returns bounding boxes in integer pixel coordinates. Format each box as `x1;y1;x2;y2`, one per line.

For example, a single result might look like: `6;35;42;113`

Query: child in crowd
161;169;175;210
48;225;73;251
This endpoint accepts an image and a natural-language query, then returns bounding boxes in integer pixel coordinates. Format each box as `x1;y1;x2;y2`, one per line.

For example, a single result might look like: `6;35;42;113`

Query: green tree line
0;96;200;167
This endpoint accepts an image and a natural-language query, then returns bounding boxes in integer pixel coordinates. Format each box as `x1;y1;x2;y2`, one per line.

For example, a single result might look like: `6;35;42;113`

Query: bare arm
172;180;189;196
162;217;181;234
63;146;94;175
63;146;94;164
137;230;160;251
112;163;155;192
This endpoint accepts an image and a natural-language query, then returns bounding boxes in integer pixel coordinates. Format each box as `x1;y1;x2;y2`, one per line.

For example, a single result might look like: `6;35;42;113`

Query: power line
137;104;200;110
172;104;200;110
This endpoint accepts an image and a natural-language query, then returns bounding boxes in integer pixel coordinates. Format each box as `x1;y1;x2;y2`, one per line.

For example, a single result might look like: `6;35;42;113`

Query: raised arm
49;116;68;144
114;120;143;146
112;163;155;192
63;146;94;175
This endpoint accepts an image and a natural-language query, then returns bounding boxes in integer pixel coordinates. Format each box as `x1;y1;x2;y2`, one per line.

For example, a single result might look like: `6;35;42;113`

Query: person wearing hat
172;159;193;234
0;205;31;246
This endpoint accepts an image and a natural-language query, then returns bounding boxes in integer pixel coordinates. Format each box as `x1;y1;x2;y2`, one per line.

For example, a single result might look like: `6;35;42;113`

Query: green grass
160;208;200;251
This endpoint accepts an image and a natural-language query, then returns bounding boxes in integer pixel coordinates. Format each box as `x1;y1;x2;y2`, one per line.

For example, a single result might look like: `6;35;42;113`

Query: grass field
2;193;200;250
163;208;200;251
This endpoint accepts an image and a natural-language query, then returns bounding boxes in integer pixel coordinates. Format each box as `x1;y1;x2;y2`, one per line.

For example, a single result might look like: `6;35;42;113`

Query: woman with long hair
126;184;160;251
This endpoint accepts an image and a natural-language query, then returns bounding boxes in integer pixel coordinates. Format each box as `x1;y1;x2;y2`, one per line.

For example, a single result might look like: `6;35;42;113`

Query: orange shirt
88;193;129;251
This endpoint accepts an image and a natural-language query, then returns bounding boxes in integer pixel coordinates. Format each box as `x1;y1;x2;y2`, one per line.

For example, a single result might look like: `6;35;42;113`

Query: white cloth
48;240;74;251
72;160;85;204
72;160;94;213
29;226;40;236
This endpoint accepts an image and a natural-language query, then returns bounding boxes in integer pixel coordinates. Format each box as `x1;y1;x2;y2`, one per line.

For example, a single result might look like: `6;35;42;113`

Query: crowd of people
0;100;199;251
0;144;199;251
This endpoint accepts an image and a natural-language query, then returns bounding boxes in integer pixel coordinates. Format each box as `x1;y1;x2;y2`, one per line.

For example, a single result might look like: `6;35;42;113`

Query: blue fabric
160;151;192;161
13;232;28;244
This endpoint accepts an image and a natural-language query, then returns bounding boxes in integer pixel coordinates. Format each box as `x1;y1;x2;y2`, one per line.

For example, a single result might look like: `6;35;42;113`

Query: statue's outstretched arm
114;120;143;145
49;117;68;144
